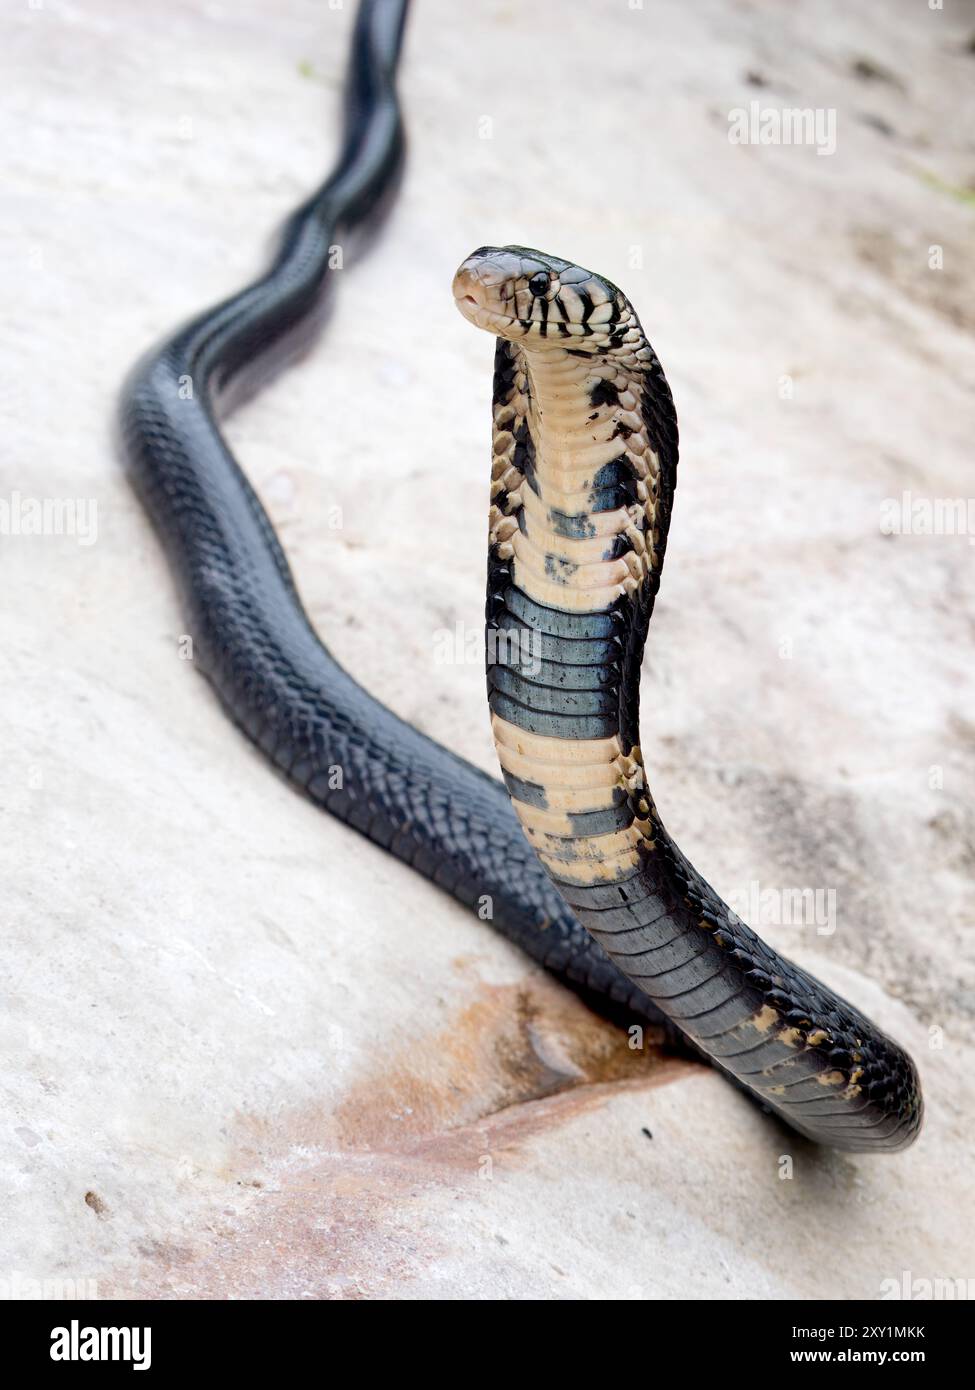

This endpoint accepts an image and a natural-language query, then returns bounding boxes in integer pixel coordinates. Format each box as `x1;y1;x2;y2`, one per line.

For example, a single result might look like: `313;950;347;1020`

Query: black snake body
118;0;921;1151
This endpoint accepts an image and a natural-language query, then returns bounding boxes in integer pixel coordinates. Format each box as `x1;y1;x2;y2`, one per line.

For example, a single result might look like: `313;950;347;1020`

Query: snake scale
118;0;921;1151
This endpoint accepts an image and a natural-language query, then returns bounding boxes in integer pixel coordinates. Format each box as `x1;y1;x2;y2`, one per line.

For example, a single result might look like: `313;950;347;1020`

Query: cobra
118;0;922;1151
454;248;921;1151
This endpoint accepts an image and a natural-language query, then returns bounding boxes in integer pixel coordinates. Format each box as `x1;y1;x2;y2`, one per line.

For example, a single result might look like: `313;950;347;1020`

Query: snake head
452;246;630;350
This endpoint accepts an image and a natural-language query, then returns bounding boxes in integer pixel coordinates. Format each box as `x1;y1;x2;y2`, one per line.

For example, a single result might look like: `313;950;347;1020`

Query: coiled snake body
119;0;921;1151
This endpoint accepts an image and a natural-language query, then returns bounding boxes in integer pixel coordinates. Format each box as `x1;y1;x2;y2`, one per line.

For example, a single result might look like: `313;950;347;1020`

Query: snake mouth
452;288;524;336
453;294;618;345
452;263;527;336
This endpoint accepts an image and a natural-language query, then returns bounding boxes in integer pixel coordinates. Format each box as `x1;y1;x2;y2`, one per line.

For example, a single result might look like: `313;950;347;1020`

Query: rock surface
2;0;974;1299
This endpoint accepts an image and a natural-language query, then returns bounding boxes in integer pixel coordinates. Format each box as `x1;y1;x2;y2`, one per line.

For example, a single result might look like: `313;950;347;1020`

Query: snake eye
528;271;549;297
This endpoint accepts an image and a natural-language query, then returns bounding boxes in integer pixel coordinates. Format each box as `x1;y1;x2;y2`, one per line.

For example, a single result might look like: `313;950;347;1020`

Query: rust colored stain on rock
331;976;691;1151
107;978;696;1298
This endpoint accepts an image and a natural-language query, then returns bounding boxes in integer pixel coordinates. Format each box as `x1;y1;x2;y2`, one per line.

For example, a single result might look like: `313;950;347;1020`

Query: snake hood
453;246;634;351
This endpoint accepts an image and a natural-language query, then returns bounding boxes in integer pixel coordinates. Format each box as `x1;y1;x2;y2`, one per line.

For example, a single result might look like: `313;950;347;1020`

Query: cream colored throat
490;347;659;615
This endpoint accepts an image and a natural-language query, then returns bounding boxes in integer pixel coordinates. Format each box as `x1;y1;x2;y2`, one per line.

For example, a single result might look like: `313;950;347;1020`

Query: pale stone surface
2;0;974;1300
